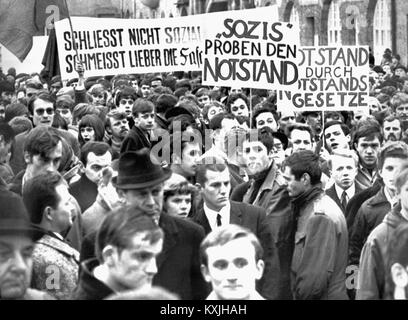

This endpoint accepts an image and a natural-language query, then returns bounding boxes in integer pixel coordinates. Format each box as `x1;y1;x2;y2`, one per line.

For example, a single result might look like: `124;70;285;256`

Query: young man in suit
193;157;281;300
200;224;265;300
326;150;362;215
80;148;208;300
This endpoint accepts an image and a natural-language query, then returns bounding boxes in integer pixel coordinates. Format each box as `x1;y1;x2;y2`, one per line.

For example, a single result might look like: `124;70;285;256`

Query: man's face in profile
201;238;264;300
0;234;34;299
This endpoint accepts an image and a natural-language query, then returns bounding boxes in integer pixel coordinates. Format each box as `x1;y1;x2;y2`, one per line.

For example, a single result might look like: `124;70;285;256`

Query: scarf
291;186;323;218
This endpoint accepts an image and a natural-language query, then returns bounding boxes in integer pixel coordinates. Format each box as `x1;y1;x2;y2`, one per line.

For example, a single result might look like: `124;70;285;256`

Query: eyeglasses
35;108;54;116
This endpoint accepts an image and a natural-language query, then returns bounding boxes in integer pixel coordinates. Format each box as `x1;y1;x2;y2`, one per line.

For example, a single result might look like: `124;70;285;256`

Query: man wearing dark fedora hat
0;185;52;300
80;148;209;300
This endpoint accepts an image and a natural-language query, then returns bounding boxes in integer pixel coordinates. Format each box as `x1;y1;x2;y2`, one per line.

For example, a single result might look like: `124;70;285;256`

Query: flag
0;0;68;62
41;27;60;83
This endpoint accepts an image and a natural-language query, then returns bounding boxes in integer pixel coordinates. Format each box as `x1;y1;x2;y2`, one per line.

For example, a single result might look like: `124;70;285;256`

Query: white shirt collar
203;201;231;231
334;183;356;202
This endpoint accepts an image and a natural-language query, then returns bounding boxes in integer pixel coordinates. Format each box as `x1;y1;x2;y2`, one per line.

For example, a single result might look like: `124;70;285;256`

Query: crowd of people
1;47;408;300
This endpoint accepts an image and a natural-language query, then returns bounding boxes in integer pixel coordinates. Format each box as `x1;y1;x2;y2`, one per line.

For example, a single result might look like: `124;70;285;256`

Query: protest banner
201;6;300;91
55;15;203;80
278;46;371;112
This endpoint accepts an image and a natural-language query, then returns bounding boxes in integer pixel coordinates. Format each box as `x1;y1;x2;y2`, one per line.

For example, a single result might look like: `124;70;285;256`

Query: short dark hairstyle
283;150;322;185
132;98;155;117
225;93;249;114
78;114;105;145
28;91;55;115
352;120;383;146
156;94;178;114
252;106;278;128
378;141;408;170
4;102;29;122
24;126;61;158
244;127;275;153
200;224;263;267
196;159;228;186
209;112;236;130
72;103;101;125
23;172;66;225
383;114;401;126
95;205;164;263
115;86;137;107
0;122;16;145
287;123;313;141
80;141;111;166
323;120;350;136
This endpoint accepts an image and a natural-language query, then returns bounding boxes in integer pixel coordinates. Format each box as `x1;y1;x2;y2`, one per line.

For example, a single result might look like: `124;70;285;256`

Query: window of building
373;0;391;64
327;0;341;45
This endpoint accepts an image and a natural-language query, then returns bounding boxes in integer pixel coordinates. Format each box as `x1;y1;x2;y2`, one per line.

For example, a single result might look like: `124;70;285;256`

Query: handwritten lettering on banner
278;46;370;112
55;16;203;80
202;7;301;91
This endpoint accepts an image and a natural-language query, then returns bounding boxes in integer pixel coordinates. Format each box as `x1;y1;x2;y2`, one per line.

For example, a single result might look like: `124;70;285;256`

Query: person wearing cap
72;205;165;300
22;172;79;300
0;186;52;300
80;148;208;300
151;75;163;89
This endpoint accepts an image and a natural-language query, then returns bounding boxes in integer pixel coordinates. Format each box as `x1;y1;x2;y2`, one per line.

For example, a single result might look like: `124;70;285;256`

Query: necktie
341;190;348;211
216;214;222;227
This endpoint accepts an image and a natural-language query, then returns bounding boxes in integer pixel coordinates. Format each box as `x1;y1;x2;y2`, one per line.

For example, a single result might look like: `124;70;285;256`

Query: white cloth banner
201;6;300;91
278;46;371;112
55;15;203;80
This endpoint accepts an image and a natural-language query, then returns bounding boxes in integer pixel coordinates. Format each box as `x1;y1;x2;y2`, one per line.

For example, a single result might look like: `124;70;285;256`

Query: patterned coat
31;234;80;300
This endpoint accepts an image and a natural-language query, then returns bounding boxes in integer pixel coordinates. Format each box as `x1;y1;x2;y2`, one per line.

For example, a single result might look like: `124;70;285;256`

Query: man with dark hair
9;92;80;176
200;224;265;300
231;127;294;299
115;86;138;119
80;149;208;300
353;120;383;189
70;142;112;212
120;98;156;153
169;133;201;184
72;205;164;300
357;163;408;300
155;93;178;130
104;111;129;159
23;172;79;300
286;123;314;154
139;77;151;98
323;120;351;154
193;157;281;300
195;88;211;108
383;114;402;142
9;127;62;196
349;141;408;268
283;150;348;299
252;107;279;132
225;93;250;118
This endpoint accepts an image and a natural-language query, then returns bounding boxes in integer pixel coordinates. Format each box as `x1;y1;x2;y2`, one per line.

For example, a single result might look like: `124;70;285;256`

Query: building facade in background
1;0;405;70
